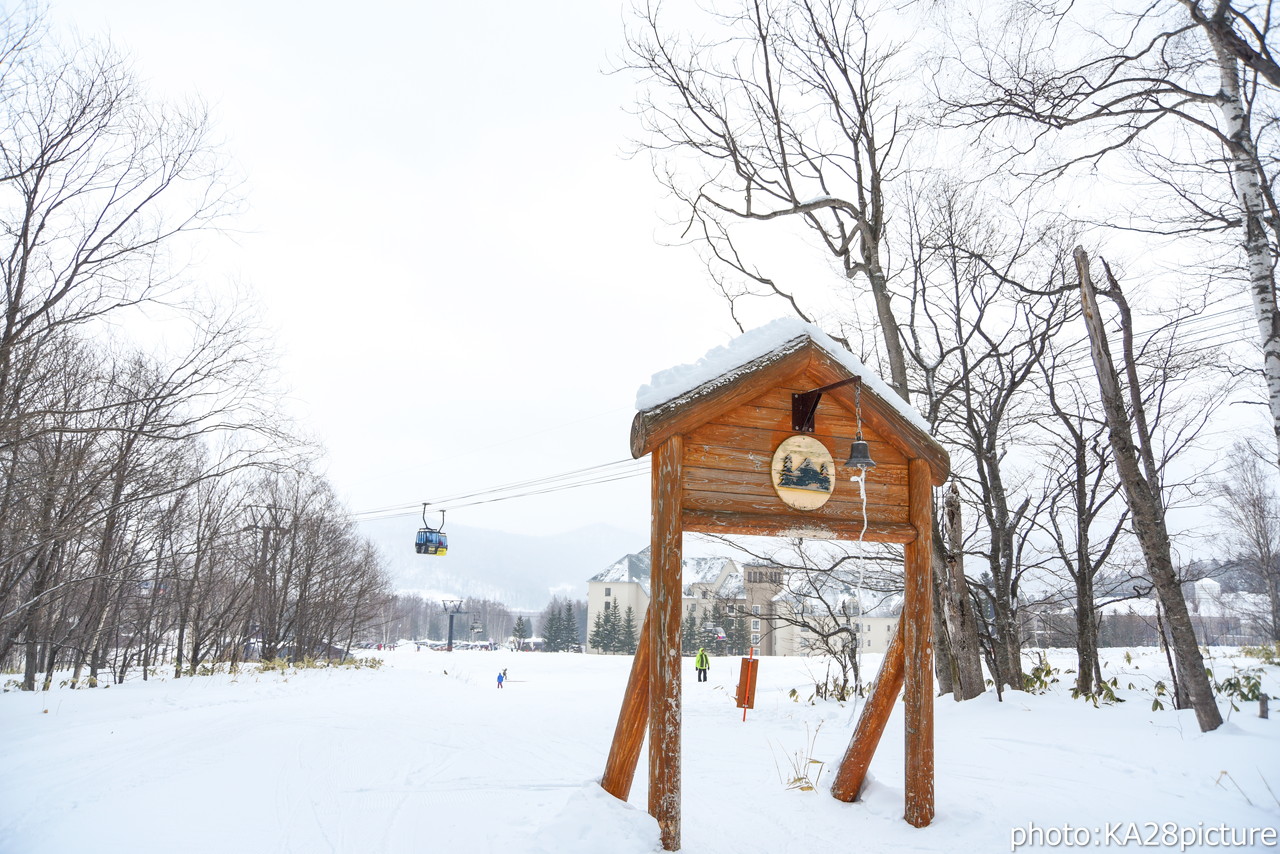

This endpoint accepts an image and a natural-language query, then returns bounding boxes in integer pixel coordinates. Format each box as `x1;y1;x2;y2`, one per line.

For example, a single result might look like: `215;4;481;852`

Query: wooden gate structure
599;324;950;851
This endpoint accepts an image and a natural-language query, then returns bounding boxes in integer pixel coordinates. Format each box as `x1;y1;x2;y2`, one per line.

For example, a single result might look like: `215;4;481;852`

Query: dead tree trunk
937;483;984;699
1075;247;1222;732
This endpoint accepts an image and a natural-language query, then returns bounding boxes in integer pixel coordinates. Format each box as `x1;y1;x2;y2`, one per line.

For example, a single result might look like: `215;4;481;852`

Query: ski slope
2;647;1276;853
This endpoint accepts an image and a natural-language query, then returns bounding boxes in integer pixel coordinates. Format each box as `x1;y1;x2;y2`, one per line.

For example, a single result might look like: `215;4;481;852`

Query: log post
649;436;684;850
903;457;935;827
601;608;652;801
830;621;905;801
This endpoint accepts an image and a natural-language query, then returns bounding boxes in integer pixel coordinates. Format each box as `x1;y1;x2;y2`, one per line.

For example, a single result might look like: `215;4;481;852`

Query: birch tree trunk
1194;5;1280;467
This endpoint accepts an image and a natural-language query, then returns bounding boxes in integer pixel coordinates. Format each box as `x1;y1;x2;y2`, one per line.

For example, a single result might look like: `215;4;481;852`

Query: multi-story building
586;548;899;655
586;547;744;653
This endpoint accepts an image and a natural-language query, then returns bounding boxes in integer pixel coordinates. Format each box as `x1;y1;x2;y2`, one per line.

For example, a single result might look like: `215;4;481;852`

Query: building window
603;601;611;611
604;587;611;597
751;619;760;631
751;634;760;645
751;605;761;616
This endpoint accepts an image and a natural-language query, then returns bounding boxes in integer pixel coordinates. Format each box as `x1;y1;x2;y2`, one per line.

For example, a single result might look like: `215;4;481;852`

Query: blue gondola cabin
415;529;448;556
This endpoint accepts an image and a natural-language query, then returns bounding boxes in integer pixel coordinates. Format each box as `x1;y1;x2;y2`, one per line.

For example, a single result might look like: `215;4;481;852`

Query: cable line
352;458;649;521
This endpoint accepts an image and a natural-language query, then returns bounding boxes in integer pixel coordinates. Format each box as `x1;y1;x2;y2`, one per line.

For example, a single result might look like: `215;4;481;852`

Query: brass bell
845;432;877;471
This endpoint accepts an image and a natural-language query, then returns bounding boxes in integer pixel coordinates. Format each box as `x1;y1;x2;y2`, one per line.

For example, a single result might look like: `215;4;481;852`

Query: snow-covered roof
681;555;736;593
635;317;931;435
589;548;653;588
590;549;746;599
1194;578;1221;598
718;572;745;600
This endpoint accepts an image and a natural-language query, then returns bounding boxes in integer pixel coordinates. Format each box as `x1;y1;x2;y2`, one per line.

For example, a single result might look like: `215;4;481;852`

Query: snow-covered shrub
1210;665;1264;711
1023;654;1060;694
1241;642;1280;666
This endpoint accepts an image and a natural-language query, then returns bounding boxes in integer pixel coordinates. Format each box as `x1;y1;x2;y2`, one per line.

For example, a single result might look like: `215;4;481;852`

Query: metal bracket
791;376;861;432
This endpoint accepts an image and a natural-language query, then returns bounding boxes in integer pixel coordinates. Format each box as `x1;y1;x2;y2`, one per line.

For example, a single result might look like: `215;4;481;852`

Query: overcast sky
52;1;757;539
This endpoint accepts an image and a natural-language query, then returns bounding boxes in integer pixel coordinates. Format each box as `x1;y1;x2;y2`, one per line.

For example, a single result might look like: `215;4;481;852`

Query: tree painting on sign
771;436;835;510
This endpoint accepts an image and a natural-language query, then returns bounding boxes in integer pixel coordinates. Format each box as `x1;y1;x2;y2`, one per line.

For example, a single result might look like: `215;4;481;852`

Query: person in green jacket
695;647;709;682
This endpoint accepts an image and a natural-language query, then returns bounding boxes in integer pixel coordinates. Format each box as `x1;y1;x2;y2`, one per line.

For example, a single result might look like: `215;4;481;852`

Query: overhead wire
354;307;1259;524
351;457;650;521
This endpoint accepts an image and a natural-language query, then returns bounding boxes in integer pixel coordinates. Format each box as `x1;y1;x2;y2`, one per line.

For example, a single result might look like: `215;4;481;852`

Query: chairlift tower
442;599;465;652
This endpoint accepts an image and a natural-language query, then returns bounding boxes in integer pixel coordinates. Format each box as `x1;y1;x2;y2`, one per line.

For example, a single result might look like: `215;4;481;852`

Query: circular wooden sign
771;435;835;510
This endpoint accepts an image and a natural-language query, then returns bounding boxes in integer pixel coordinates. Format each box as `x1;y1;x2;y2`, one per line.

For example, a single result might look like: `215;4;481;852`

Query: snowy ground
2;647;1276;854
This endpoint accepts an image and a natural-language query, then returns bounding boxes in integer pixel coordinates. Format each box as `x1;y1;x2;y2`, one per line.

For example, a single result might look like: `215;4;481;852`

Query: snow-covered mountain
358;516;645;611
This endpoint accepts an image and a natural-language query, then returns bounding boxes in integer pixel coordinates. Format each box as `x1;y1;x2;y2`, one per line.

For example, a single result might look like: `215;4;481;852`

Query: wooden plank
903;457;935;827
681;465;908;507
713;386;907;457
830;621;905;802
688;421;910;468
682;489;911;525
682;509;917;543
649;436;683;851
601;606;651;802
705;392;893;436
680;440;911;481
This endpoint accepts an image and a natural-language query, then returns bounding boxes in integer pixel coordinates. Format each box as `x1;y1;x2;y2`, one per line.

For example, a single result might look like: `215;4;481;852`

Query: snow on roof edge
635;317;932;435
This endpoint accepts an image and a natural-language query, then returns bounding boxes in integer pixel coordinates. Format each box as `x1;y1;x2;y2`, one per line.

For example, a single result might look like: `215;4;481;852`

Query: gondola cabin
415;506;447;556
415;529;448;556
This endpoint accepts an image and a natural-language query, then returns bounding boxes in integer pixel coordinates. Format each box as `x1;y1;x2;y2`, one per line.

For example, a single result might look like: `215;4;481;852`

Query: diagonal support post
830;621;905;801
601;608;652;801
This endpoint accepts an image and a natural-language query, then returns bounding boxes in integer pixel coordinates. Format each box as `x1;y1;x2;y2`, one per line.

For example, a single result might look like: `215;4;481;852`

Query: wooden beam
601;607;651;802
829;620;905;802
682;509;917;544
683;488;910;525
649;436;683;851
903;457;935;827
681;466;909;511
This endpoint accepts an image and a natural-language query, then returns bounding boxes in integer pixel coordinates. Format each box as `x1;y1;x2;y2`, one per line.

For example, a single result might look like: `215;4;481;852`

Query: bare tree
940;0;1280;466
0;19;236;433
901;178;1079;691
625;0;910;388
1033;354;1131;696
1215;442;1280;640
701;534;904;698
1076;247;1223;731
624;0;990;696
0;16;394;689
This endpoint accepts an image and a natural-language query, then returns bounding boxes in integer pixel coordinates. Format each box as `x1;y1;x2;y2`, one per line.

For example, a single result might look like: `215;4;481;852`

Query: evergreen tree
561;600;578;650
620;606;639;655
724;609;750;656
512;616;529;650
605;598;623;652
540;603;563;652
682;606;700;655
589;608;610;653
